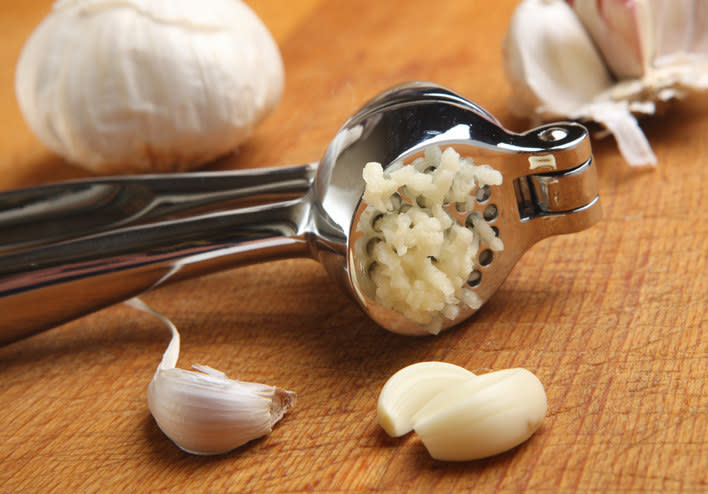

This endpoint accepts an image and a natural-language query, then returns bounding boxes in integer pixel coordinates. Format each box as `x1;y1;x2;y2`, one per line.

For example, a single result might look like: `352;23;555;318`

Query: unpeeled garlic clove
572;0;708;72
147;364;295;455
503;0;614;121
128;299;295;455
377;361;475;437
506;0;708;167
412;368;547;461
571;0;654;79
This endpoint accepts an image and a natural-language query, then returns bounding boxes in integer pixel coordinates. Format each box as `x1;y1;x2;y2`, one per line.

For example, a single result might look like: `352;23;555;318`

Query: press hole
390;192;402;210
479;249;494;267
476;186;491;203
372;213;383;232
416;196;429;208
467;270;482;287
455;202;467;213
366;237;382;256
464;211;481;229
483;204;498;222
367;261;379;278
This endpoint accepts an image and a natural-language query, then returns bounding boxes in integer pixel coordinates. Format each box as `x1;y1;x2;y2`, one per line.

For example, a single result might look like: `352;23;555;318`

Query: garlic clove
127;298;295;456
572;0;708;74
503;0;614;122
147;365;295;455
571;0;654;79
376;361;475;437
506;0;708;167
411;368;547;462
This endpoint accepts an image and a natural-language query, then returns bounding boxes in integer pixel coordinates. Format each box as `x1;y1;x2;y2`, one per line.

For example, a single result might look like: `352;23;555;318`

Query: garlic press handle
0;164;318;345
0;196;314;346
0;163;316;254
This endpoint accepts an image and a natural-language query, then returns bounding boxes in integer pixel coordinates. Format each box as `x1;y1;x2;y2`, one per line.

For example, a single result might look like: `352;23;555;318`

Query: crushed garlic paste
360;146;503;333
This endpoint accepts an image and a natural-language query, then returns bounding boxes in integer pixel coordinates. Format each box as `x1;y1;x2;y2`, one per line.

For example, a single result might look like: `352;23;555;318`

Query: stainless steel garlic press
0;82;601;344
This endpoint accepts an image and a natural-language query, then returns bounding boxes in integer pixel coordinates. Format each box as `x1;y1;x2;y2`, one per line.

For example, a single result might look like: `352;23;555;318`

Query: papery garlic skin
16;0;284;173
127;298;295;456
377;361;475;437
652;0;708;61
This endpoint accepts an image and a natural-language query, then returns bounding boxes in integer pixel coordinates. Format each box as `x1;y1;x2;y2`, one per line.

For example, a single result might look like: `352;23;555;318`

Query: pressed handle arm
0;163;316;254
0;197;312;345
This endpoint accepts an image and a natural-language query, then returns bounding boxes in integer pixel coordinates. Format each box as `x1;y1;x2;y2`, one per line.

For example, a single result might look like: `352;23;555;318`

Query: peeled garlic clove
16;0;284;173
147;365;296;455
127;298;295;455
503;0;614;121
571;0;654;79
412;368;547;462
377;361;475;437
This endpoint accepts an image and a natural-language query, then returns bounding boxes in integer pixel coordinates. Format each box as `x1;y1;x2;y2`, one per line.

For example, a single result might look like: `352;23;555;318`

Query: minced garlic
360;146;503;334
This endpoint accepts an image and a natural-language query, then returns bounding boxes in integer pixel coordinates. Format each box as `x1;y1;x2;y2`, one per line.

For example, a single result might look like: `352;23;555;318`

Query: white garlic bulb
127;299;295;455
504;0;708;167
16;0;284;174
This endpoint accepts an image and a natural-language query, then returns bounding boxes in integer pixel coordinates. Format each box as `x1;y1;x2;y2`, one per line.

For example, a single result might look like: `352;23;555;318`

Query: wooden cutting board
1;1;706;491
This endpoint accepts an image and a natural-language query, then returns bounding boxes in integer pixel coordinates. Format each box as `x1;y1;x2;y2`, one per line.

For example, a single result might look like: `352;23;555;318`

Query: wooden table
1;1;706;491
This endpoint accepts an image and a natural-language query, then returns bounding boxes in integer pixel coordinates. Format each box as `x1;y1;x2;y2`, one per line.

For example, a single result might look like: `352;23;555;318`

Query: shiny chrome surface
0;164;317;253
0;81;602;344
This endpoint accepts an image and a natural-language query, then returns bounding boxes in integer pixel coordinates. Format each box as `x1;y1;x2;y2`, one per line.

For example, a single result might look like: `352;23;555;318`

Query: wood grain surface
1;0;706;492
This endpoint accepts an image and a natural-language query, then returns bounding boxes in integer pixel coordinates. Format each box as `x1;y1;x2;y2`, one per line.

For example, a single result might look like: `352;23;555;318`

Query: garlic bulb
377;362;547;462
504;0;708;167
127;299;295;455
16;0;284;174
504;0;615;121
